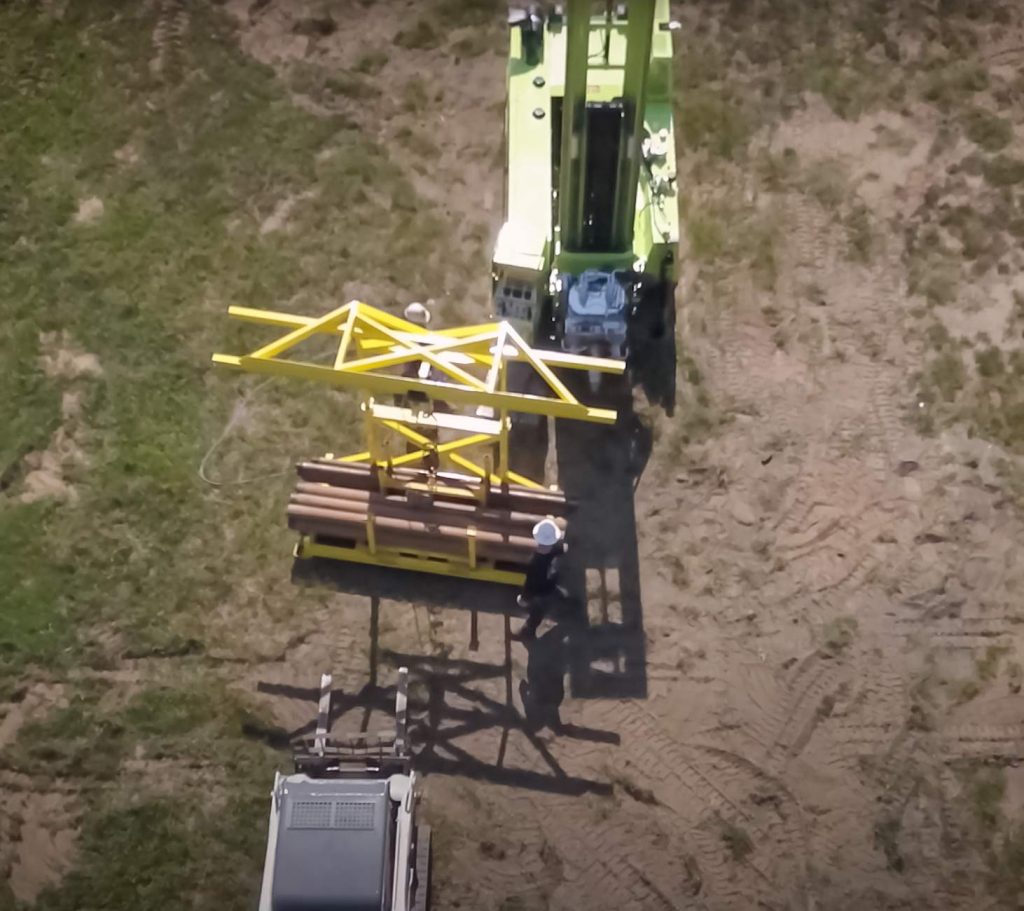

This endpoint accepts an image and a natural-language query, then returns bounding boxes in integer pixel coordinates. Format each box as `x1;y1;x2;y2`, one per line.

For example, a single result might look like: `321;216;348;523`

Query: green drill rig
492;0;679;378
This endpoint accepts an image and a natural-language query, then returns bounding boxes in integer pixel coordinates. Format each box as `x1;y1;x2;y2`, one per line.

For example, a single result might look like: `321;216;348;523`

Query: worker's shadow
519;623;569;732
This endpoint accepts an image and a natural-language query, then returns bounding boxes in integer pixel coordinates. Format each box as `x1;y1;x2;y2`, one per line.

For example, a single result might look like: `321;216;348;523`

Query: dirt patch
150;0;190;77
259;189;318;235
17;332;102;504
1;790;79;905
770;96;941;220
72;195;104;225
37;331;103;382
0;683;66;753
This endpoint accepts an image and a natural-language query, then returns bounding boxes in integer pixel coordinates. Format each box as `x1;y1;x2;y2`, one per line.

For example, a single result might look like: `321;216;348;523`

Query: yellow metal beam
227;354;618;423
223;305;626;374
294;536;526;586
250;303;352;360
351;311;489;391
338;331;494;381
333;307;358;369
506;324;575;405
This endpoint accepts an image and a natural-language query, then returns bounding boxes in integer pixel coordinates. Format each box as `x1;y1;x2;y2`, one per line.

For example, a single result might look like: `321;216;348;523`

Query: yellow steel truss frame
213;300;623;482
212;300;624;583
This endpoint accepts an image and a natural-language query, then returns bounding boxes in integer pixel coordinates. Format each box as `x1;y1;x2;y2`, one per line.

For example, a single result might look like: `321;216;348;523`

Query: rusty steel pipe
286;503;538;551
292;483;566;533
300;458;568;504
289;493;555;539
297;461;570;514
286;503;536;552
291;518;534;566
287;505;536;562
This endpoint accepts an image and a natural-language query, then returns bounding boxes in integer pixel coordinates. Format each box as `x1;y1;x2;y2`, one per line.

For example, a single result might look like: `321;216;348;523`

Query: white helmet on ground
404;301;431;326
532;518;562;548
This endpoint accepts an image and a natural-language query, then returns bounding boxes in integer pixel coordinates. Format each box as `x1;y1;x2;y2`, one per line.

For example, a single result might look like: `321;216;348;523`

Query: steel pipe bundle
288;461;569;567
296;460;570;515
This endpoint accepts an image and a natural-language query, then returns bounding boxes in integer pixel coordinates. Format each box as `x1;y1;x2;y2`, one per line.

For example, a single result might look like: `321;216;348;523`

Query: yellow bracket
295;535;526;587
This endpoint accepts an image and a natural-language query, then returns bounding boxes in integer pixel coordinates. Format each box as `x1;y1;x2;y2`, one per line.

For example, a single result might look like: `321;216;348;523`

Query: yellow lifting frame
213;300;624;488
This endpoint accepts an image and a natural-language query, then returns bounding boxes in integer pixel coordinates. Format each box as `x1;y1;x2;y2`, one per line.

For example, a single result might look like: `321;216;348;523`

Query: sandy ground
5;1;1024;908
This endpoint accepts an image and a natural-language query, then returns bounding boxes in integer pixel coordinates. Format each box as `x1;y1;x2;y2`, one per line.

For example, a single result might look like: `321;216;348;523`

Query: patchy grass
677;88;751;160
974;644;1006;683
969;766;1006;832
939;204;992;260
686;210;726;260
961;107;1013;152
0;1;456;692
0;2;459;906
394;18;443;51
683;194;782;290
921;349;966;402
874;814;904;871
844;203;874;262
821;616;859;656
801;159;849;209
983;155;1024;187
3;674;284;908
353;49;389;75
435;0;501;28
920;58;989;109
38;795;270;911
906;233;960;306
721;821;754;861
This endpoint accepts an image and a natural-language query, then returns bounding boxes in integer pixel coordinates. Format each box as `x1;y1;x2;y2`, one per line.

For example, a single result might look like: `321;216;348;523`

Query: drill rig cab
493;0;679;376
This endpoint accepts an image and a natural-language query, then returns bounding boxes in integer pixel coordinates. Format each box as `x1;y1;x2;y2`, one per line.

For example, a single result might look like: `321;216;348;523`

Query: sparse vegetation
983;154;1024;187
394;18;443;51
801;159;849;210
678;88;751;160
961;107;1013;152
721;822;754;861
821;616;858;655
354;49;389;75
874;815;904;871
844;203;873;262
973;645;1009;683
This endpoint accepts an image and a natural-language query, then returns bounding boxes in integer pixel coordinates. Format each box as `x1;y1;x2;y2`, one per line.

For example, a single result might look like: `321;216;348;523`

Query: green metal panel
612;0;655;252
494;20;552;274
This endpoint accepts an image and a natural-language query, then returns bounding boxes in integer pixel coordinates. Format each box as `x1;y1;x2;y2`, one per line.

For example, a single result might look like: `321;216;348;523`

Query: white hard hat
532;519;562;547
404;302;431;326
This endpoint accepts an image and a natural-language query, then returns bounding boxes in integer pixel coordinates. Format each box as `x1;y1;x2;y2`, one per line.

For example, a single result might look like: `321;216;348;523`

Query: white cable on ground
198;378;295;487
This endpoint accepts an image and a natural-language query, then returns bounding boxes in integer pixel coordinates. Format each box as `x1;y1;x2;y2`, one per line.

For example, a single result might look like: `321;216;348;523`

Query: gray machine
258;669;430;911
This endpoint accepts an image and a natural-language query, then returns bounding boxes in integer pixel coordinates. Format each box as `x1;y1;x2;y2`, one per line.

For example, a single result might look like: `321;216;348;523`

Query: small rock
729;497;757;526
896;460;919;476
114;142;139;165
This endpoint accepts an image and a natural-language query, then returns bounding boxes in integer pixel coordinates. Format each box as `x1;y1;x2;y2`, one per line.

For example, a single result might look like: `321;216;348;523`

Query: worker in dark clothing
514;519;568;640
